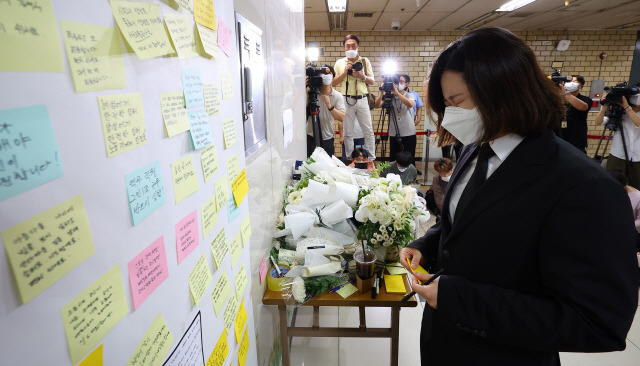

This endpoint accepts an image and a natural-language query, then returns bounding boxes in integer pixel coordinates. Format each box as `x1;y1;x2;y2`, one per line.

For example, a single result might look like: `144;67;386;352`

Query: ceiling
304;0;640;31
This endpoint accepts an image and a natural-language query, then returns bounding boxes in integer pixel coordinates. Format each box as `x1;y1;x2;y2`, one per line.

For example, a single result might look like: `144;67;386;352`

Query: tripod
376;90;402;161
593;104;631;176
307;86;322;149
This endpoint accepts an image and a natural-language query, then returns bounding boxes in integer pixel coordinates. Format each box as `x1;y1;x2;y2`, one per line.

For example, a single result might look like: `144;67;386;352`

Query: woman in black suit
400;27;638;365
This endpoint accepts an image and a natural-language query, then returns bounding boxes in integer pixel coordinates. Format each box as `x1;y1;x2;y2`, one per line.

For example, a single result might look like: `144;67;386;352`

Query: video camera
550;69;571;85
379;73;399;94
602;82;640;105
347;61;363;75
306;65;331;89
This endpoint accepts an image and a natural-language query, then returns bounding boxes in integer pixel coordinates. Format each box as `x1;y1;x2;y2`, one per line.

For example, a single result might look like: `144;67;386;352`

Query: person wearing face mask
380;151;418;185
398;27;637;366
401;74;424;127
559;75;593;153
332;34;377;161
374;75;416;164
423;158;454;218
305;65;345;157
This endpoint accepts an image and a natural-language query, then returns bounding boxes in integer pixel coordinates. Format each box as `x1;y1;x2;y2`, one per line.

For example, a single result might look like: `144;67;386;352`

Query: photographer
595;84;640;188
374;75;416;163
332;34;377;160
305;65;345;157
560;75;592;153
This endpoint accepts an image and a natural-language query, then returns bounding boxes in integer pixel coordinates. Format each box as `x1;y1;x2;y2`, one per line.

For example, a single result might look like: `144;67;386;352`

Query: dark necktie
454;143;495;220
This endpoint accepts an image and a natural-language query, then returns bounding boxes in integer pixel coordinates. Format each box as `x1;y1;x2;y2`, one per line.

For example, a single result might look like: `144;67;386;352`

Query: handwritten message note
164;13;198;59
240;215;252;246
227;196;241;223
182;68;204;108
163;312;205;366
0;104;64;202
200;144;219;183
211;270;232;316
126;313;173;366
196;24;218;58
229;232;242;268
258;257;267;284
98;93;147;157
222;293;238;333
188;110;214;150
234;264;249;301
194;0;217;30
234;300;248;343
110;1;174;59
2;195;95;303
0;0;64;72
217;19;232;57
171;154;199;204
125;161;165;225
231;169;249;207
238;327;250;366
222;118;237;149
210;227;228;269
221;71;234;100
59;20;126;93
205;330;229;366
78;344;103;366
61;265;129;364
203;83;221;116
226;154;239;186
160;91;189;137
201;194;218;239
175;211;199;264
127;237;169;310
188;253;212;305
214;174;228;212
174;0;193;13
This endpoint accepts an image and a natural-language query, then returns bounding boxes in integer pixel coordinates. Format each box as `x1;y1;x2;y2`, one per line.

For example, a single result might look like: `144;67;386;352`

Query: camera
602;82;640;105
379;74;399;93
306;65;330;88
550;69;570;85
347;61;363;75
392;21;400;30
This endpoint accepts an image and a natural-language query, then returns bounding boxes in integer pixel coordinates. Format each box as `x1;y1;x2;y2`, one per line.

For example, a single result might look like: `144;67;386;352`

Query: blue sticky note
0;105;64;201
228;196;241;222
181;68;204;108
125;161;166;225
188;110;214;150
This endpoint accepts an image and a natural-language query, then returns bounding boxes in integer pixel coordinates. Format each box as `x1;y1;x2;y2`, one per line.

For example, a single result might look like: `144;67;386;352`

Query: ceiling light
496;0;536;12
328;0;347;12
307;47;319;62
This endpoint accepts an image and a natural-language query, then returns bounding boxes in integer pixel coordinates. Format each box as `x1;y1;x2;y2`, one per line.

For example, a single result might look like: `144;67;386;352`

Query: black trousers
307;134;335;157
390;134;416;163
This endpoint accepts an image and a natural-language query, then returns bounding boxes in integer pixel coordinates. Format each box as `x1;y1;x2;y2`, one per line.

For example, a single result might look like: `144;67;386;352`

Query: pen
306;245;325;249
329;278;355;293
400;268;445;303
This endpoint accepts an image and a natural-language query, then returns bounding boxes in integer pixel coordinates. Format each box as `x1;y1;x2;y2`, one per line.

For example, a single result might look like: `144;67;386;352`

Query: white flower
383;240;391;247
371;238;377;244
288;191;303;205
291;277;307;303
380;225;386;232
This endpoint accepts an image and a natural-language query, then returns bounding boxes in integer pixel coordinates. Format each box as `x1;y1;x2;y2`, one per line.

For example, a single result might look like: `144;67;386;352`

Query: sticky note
227;196;241;222
217;19;232;57
176;211;199;264
171;154;199;204
229;232;242;268
336;283;358;299
194;0;217;30
240;215;251;246
128;237;169;310
60;20;126;93
126;313;173;366
61;265;129;364
188;110;214;149
406;257;429;283
0;0;64;72
188;253;212;304
203;83;221;116
214;174;228;212
234;264;248;300
0;104;64;202
164;13;198;59
197;24;219;58
125;161;166;225
238;327;250;366
211;271;231;316
110;1;175;59
182;68;204;108
163;312;205;366
222;294;238;332
173;0;193;13
231;169;249;206
386;263;408;275
234;300;248;343
78;344;103;366
2;195;95;303
222;118;237;149
384;274;406;294
258;257;267;284
225;154;239;186
200;144;219;183
201;194;218;239
98;93;147;157
210;227;228;269
160;91;190;137
206;330;229;366
221;71;234;100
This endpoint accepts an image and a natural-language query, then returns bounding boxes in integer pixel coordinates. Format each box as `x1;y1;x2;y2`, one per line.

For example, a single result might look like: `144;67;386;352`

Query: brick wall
305;30;637;160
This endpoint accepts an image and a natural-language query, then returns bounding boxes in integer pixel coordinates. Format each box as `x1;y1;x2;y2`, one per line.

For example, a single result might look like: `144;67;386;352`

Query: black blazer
409;131;638;365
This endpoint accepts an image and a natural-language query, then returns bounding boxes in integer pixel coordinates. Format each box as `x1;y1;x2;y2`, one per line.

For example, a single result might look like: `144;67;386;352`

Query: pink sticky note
128;237;169;310
259;256;268;284
176;210;200;264
217;19;232;56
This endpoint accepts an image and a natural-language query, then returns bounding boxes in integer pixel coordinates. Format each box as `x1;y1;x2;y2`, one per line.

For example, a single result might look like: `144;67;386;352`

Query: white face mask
345;49;358;59
629;94;640;106
398;166;408;172
564;82;580;93
321;74;333;85
440;106;483;145
398;84;406;91
441;175;451;182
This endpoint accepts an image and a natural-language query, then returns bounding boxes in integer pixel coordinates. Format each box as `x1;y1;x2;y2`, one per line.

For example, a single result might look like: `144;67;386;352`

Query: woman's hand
411;272;440;309
399;246;423;271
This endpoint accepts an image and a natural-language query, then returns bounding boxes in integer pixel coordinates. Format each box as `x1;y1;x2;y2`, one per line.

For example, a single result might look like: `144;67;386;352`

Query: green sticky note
188;253;212;305
229;232;242;268
97;93;147;157
211;271;232;316
110;1;175;59
164;13;198;59
171;154;200;204
126;313;174;366
201;194;218;239
336;283;358;299
210;227;228;269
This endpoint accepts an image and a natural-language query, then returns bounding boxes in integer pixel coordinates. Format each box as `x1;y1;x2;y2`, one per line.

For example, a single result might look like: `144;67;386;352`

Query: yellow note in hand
407;258;429;284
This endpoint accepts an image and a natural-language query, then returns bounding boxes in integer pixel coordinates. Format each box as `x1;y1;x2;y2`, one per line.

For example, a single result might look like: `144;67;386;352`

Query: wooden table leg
390;307;400;366
313;306;320;329
359;306;366;330
278;305;290;366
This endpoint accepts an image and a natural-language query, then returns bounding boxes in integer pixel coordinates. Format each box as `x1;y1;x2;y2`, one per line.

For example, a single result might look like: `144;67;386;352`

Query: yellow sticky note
98;93;147;157
188;253;212;305
164;13;198;59
231;169;249;207
226;154;239;186
110;1;175;59
196;24;219;58
406;257;429;284
2;195;96;303
200;144;219;182
214;174;229;211
386;262;408;275
211;271;232;316
222;118;237;149
384;274;406;294
222;294;239;332
126;313;174;366
229;232;242;268
206;330;230;366
60;20;126;93
160;91;190;137
201;194;218;239
171;154;200;204
61;265;129;364
0;0;64;72
234;264;248;300
234;300;248;343
78;345;103;366
194;0;217;30
203;83;221;116
221;71;234;100
210;227;228;269
336;283;358;299
173;0;193;13
240;215;251;246
238;327;250;366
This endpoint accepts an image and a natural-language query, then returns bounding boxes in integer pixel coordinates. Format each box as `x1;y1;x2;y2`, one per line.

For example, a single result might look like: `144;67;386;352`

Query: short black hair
343;34;360;46
395;151;412;167
321;64;336;77
572;75;586;86
609;169;627;186
401;74;411;83
351;147;369;160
